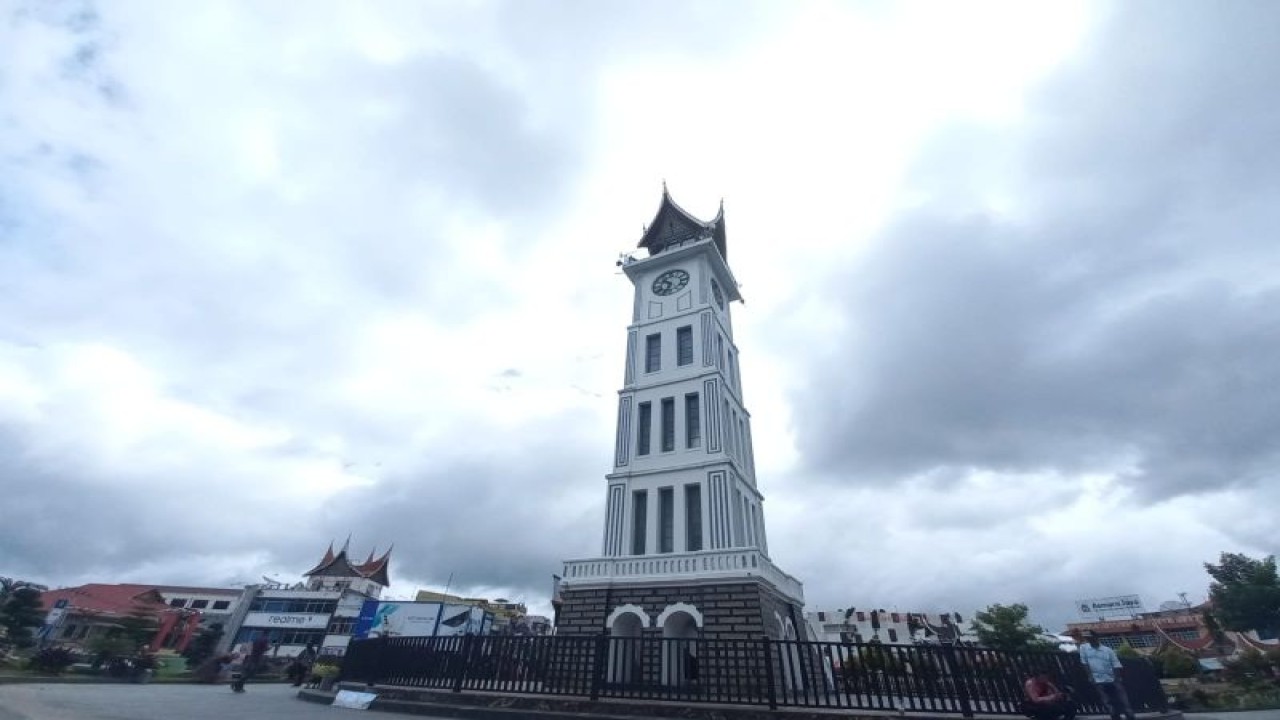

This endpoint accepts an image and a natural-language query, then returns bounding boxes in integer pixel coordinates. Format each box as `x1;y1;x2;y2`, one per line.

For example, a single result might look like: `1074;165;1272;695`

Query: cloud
790;1;1280;502
3;0;1278;634
0;0;779;608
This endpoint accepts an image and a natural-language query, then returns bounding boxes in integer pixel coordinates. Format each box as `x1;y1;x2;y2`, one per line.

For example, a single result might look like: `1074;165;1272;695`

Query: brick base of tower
555;577;805;640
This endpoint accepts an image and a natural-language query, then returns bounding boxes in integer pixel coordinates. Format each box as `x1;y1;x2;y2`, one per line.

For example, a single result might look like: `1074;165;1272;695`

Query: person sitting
1023;670;1075;720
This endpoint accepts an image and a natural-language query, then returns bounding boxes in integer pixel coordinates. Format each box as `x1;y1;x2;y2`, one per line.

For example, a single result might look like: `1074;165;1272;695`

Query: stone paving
0;682;441;720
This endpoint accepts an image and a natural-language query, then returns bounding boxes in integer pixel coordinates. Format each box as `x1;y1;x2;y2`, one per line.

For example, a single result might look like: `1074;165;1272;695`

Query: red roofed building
1065;602;1280;660
40;584;213;653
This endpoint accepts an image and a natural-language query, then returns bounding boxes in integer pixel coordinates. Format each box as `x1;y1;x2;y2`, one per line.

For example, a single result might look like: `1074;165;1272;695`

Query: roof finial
341;533;351;554
662;179;669;195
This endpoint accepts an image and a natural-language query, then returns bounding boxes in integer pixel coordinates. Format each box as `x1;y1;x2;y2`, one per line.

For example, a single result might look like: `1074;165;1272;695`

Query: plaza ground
1;682;1275;720
0;682;446;720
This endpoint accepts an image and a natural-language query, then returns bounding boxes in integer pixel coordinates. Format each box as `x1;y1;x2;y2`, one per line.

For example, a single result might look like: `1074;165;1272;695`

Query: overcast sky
3;0;1278;631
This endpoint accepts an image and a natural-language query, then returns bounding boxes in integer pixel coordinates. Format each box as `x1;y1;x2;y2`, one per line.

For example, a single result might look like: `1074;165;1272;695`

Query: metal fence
341;634;1168;716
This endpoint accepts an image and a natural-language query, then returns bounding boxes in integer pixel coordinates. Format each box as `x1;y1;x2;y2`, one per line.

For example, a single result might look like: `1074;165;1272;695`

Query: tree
181;623;224;668
1154;647;1198;679
971;603;1054;652
1221;648;1272;689
0;581;45;649
1114;642;1140;659
1205;552;1280;636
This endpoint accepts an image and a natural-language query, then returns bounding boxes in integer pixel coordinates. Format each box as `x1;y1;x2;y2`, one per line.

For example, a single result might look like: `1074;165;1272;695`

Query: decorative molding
606;603;651;630
701;311;714;367
648;301;663;319
657;602;704;628
624;330;636;386
707;470;728;549
704;379;721;453
604;485;626;556
676;291;692;312
615;396;632;467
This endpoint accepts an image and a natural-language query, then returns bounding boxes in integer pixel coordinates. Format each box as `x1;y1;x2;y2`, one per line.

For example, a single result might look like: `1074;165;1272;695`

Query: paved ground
1182;707;1280;712
0;682;433;720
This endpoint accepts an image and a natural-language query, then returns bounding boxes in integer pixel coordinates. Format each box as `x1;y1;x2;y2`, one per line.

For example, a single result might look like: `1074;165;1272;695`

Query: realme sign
242;612;330;629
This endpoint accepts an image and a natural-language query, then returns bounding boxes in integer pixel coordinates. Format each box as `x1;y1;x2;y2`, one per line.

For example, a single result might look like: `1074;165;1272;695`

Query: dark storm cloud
790;2;1280;501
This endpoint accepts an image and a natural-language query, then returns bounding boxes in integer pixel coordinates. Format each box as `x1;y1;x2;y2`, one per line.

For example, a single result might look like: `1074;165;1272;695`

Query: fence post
453;635;476;693
761;636;779;710
589;630;609;701
942;642;974;718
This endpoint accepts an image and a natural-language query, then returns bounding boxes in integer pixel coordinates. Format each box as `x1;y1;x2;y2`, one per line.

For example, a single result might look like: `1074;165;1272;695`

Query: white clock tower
557;189;805;645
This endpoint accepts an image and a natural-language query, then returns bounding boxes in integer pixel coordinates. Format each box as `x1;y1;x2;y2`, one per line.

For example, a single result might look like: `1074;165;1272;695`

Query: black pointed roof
302;540;393;588
638;187;727;260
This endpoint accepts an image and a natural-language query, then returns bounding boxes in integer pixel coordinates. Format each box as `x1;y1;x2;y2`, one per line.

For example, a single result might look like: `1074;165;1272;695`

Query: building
39;584;209;653
155;585;245;631
1065;602;1280;658
220;541;393;658
414;590;528;634
556;189;806;643
805;608;976;646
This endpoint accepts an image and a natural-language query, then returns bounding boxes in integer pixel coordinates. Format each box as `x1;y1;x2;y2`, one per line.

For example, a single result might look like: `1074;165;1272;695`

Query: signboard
1077;595;1144;619
241;612;331;630
36;599;70;641
333;690;378;709
353;601;491;639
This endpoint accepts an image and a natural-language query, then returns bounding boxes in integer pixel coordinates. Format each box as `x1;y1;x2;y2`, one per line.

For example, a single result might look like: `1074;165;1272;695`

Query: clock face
651;269;690;296
711;279;725;309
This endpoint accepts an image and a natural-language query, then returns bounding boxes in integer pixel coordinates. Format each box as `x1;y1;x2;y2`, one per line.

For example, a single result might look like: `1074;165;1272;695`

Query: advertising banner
353;601;491;639
1076;595;1144;619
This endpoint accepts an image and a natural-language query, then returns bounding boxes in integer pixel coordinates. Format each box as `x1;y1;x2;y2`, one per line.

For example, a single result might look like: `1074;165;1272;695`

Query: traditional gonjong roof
637;185;727;260
303;539;393;587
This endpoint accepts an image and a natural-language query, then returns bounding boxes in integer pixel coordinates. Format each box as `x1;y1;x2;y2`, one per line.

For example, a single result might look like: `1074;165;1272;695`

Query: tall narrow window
645;333;661;373
660;397;675;452
658;487;674;553
677;326;693;366
637;402;652;456
685;393;701;448
631;490;648;555
685;484;703;551
715;333;725;370
727;349;736;388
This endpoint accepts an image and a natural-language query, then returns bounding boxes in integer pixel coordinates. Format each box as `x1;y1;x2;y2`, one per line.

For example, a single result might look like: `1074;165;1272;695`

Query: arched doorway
659;604;702;687
606;606;647;686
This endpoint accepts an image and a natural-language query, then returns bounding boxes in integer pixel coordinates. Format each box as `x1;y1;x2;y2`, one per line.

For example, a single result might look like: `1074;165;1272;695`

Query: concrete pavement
1185;712;1280;720
0;682;440;720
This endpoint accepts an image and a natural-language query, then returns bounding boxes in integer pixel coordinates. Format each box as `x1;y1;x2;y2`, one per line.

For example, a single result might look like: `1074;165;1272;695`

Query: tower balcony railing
561;547;804;603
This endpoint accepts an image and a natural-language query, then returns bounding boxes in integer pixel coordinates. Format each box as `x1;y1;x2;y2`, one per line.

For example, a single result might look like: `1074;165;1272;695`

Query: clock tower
556;189;805;645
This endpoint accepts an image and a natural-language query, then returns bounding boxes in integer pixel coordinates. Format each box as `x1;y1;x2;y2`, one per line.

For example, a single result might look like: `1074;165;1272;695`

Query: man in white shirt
1077;631;1135;720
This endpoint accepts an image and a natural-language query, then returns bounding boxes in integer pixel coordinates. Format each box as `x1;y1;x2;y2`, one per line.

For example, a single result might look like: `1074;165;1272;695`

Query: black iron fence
341;634;1168;716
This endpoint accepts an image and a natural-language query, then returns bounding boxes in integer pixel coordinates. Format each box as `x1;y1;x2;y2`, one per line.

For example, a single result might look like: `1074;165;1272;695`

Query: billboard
353;601;492;639
1076;595;1144;619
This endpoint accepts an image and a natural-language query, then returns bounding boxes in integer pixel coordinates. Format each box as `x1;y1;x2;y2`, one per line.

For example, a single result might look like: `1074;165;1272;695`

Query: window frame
685;393;701;448
645;333;661;373
676;325;693;366
660;397;675;452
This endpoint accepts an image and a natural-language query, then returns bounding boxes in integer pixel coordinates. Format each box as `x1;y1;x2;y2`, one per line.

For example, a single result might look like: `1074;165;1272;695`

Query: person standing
230;633;272;692
1078;632;1135;720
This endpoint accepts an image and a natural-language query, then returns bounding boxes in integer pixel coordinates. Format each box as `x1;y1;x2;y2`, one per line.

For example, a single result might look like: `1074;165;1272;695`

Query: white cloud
2;0;1275;633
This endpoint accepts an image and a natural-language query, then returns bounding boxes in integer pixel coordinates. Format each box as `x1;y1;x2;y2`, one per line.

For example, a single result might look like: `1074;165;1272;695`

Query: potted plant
312;662;340;691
